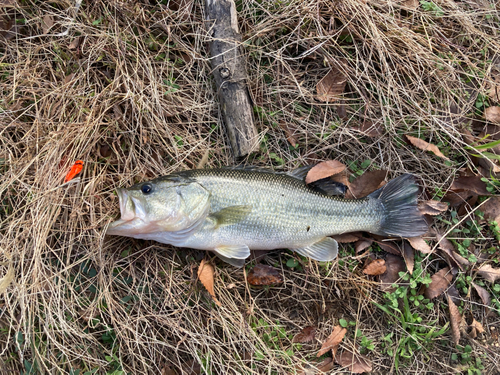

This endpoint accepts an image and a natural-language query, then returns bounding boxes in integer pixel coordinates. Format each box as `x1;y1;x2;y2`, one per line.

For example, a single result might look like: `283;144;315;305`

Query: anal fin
291;237;338;261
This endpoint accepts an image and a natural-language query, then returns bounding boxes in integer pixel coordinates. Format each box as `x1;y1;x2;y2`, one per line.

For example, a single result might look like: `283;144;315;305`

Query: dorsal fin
308;177;347;196
226;164;316;181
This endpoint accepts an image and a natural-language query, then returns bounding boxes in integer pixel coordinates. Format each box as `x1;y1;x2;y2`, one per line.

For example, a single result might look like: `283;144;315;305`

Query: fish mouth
106;189;139;235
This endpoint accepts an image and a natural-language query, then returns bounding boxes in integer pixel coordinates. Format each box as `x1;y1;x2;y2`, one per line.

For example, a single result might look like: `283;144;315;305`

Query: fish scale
180;169;383;250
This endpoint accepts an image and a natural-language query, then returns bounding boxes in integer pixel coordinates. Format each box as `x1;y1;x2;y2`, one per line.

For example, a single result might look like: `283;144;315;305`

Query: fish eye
141;184;153;194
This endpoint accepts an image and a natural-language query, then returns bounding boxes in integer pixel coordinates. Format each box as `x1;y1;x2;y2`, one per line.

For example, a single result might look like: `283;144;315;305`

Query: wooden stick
205;0;258;159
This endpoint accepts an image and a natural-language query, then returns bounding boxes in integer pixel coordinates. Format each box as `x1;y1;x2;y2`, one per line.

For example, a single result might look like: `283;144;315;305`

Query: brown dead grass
1;0;500;374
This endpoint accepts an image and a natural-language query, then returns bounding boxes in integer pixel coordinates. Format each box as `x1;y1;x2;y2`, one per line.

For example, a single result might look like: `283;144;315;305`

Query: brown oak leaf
485;106;500;124
363;259;387;276
336;350;372;374
316;67;347;102
316;326;347;357
247;264;283;286
472;282;491;306
418;200;448;215
406;135;449;160
447;294;461;345
424;267;452;299
477;264;500;283
198;260;221;306
305;160;346;184
345;170;387;199
293;326;317;344
408;237;432;254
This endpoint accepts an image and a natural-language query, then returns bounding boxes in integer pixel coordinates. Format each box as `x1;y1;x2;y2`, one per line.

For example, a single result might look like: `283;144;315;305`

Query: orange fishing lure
64;160;84;182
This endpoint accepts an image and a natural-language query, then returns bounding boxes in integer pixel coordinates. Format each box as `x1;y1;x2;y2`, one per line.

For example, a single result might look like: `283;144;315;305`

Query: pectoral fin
214;244;251;260
209;205;252;228
292;237;338;261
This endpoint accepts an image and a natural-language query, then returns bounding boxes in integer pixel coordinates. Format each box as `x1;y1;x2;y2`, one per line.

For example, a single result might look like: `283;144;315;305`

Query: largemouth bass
106;166;427;267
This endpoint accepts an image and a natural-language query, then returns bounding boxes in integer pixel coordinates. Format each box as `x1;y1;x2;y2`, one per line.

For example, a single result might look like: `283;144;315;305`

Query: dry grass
1;0;499;373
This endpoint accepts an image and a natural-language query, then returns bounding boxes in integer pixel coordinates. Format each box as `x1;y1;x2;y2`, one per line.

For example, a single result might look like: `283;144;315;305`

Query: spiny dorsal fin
226;164;315;181
308;177;347;196
291;237;338;261
285;165;315;180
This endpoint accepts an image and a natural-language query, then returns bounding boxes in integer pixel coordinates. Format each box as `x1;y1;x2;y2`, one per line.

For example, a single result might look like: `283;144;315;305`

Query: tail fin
368;174;427;237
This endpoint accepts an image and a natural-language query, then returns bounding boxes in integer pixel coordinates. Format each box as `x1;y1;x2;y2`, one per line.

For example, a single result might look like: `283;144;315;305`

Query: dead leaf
0;0;17;8
316;67;347;102
355;238;373;254
64;73;75;84
316;326;347;357
403;241;415;275
69;36;82;50
443;190;476;208
457;194;478;216
296;357;334;375
375;240;401;255
447;294;461;345
402;0;419;9
0;263;14;294
42;14;54;34
247;264;283;286
424;267;452;299
305;160;346;184
450;176;489;196
332;232;361;243
477;264;500;283
418;200;448;215
485;106;500;124
408;237;432;254
346;170;387;199
161;365;178;375
315;357;334;373
181;359;201;375
472;282;491;306
352;120;384;138
293;326;317;343
279;121;298;147
379;254;406;292
436;234;470;270
406;135;450;160
363;259;387;276
471;319;485;334
481;196;500;225
197;260;221;306
336;350;372;374
489;77;500;104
